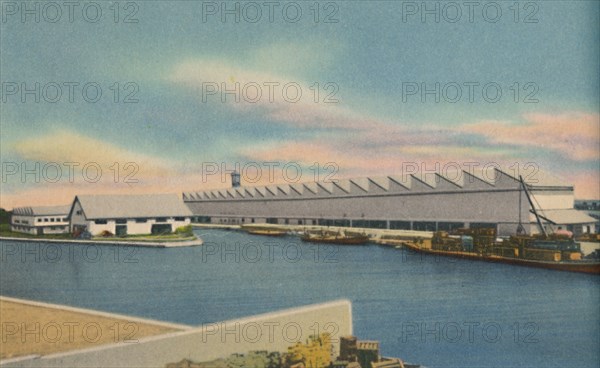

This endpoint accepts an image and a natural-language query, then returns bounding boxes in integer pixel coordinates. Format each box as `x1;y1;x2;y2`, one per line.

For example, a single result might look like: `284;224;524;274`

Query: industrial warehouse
183;168;597;237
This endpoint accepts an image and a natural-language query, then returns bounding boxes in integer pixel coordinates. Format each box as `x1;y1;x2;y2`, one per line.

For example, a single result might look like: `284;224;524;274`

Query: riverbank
194;222;433;243
0;236;204;248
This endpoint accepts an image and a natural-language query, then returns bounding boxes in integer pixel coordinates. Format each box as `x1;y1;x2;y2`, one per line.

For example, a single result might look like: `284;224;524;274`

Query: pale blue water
1;229;599;368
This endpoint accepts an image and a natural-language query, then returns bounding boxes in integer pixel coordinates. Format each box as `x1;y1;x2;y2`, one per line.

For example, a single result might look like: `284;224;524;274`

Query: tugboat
301;230;370;245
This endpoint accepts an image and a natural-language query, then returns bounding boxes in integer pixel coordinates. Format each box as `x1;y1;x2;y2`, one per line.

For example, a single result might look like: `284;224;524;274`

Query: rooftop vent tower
231;171;241;188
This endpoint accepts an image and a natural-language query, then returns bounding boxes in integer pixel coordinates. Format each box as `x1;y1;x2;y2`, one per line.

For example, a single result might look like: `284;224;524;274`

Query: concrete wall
2;300;352;368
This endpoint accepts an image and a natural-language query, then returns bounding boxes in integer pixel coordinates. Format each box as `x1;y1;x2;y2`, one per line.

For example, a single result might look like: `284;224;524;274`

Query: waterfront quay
193;223;433;246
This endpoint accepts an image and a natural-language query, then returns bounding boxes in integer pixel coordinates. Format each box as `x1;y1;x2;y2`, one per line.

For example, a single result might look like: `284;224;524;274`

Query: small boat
301;230;369;245
246;229;287;237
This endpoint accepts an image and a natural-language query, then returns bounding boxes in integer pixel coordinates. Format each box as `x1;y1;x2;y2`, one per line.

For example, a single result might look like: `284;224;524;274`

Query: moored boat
401;239;600;274
246;229;288;236
396;175;600;274
301;230;370;245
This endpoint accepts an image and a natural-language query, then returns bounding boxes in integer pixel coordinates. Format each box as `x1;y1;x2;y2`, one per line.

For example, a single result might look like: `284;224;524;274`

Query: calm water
1;229;599;368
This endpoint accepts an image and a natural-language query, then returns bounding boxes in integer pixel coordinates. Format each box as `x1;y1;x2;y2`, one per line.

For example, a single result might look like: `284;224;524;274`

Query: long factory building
183;168;596;236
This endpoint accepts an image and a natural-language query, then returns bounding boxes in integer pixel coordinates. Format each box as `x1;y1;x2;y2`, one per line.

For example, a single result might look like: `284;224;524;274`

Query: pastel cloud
1;130;199;207
12;130;176;177
461;112;599;161
169;59;384;131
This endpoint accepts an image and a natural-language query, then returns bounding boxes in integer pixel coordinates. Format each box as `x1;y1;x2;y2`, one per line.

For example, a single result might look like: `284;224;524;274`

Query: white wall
86;218;191;236
2;300;352;368
11;214;68;234
70;200;88;232
529;192;574;210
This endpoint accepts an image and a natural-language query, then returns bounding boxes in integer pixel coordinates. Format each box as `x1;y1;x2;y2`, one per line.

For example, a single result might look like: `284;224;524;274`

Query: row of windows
12;225;68;232
212;217;498;231
93;217;189;225
36;217;67;223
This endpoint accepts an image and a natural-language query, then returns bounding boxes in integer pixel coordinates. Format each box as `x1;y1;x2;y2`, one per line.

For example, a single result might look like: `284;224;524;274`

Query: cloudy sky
1;1;598;208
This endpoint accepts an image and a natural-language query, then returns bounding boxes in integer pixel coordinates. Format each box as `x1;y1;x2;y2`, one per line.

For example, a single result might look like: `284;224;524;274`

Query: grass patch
1;224;196;243
92;234;197;242
0;225;72;240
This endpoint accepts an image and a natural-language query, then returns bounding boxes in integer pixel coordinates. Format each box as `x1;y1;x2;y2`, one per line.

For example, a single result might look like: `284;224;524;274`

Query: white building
68;194;192;236
11;206;71;235
184;168;597;237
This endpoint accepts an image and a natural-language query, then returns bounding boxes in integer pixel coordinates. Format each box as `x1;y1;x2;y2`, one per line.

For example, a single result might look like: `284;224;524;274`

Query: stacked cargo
431;232;463;251
523;248;561;262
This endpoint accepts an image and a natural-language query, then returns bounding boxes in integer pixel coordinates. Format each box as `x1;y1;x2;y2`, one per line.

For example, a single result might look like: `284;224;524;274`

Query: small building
10;205;71;235
357;341;380;368
68;194;192;236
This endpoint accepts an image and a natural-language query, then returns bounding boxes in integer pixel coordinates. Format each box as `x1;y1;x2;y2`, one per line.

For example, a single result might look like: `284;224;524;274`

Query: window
62;218;67;221
37;218;42;222
413;222;436;231
390;221;411;230
43;218;49;222
135;218;147;223
197;216;211;223
116;219;127;224
76;210;82;215
174;217;185;221
94;219;108;225
50;218;55;222
156;218;168;223
14;219;20;224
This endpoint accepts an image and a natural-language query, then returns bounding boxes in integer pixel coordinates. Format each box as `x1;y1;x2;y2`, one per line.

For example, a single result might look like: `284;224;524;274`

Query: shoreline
0;236;204;248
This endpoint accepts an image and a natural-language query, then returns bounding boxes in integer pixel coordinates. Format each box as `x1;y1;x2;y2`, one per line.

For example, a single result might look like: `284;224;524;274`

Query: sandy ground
0;299;182;360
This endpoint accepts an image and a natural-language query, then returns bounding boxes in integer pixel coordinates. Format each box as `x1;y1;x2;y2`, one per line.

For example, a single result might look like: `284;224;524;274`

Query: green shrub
174;225;193;236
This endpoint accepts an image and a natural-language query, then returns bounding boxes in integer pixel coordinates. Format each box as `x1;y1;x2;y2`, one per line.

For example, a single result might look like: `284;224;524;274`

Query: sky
1;0;599;209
